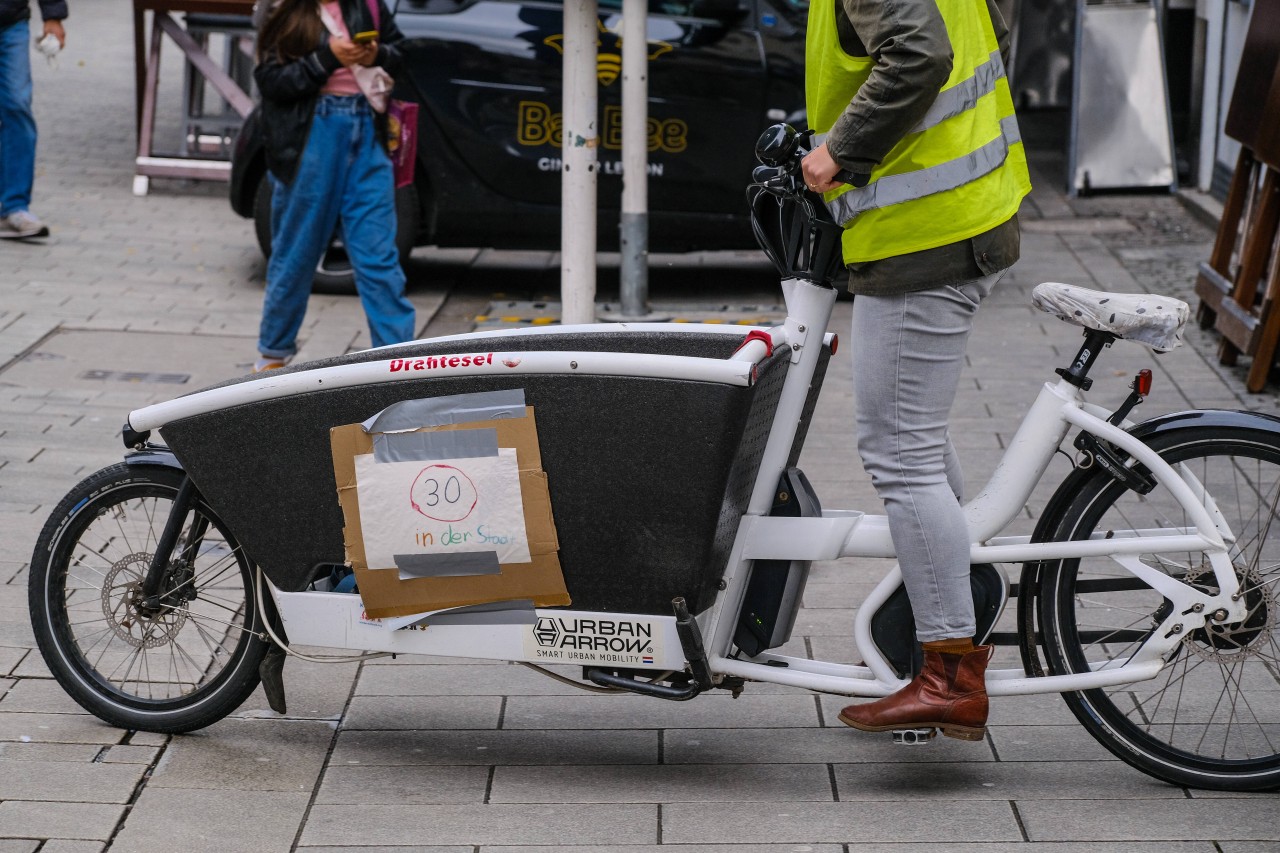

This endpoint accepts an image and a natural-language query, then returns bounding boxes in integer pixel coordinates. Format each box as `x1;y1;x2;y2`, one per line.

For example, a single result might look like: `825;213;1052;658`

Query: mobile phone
352;30;378;44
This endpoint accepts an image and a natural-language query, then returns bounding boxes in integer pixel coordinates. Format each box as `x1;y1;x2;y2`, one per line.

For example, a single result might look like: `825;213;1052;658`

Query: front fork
141;474;204;612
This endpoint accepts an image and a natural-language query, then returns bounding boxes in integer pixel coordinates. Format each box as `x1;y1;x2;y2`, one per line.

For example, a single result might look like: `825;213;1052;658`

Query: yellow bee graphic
543;19;674;86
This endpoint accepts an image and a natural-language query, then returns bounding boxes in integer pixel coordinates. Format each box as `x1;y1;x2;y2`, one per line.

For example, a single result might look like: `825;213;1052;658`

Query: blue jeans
0;20;37;216
259;95;415;358
851;272;1003;642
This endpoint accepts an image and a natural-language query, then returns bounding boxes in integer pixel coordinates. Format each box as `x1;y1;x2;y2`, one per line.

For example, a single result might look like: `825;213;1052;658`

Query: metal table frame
132;0;256;195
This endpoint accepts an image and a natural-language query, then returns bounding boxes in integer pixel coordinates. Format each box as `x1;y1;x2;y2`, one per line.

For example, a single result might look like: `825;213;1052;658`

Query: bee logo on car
543;19;673;86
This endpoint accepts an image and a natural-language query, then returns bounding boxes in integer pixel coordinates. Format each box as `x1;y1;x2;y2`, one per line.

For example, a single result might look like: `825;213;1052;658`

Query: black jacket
253;0;403;183
1;0;68;28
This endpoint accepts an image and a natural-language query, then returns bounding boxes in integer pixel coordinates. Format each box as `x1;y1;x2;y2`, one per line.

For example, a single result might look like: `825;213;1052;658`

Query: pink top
320;2;362;96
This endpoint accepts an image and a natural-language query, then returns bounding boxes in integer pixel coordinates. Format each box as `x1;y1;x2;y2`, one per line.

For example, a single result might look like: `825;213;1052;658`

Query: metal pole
561;0;599;325
619;0;649;318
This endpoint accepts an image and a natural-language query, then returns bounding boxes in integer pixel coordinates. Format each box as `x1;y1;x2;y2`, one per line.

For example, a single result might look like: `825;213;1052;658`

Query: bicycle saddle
1031;281;1189;352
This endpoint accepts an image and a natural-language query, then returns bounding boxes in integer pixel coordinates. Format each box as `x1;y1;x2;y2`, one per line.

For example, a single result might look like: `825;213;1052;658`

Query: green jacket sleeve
824;0;954;174
987;0;1012;68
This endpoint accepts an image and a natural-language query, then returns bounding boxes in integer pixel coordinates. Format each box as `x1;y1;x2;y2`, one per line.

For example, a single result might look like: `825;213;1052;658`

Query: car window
597;0;745;16
397;0;478;13
396;0;755;18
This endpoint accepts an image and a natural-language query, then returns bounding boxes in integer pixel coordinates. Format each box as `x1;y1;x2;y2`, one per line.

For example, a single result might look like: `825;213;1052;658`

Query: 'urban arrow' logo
533;617;561;647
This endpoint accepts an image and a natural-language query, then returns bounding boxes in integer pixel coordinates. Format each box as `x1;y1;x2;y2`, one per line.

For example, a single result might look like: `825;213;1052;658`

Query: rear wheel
29;463;269;733
1040;429;1280;791
252;174;420;295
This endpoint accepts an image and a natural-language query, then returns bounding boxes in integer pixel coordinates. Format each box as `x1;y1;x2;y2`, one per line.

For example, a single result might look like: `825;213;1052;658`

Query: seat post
1055;329;1118;390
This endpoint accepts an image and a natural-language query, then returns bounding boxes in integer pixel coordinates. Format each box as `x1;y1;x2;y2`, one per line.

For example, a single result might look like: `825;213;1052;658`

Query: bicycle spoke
68;554;113;577
161;603;255;639
110;506;142;558
164;626;179;691
140;639;156;701
1073;597;1155;621
171;635;213;690
80;626;120;665
1222;662;1274;757
1142;648;1189;730
1195;666;1236;756
1245;483;1280;578
193;595;248;617
140;496;162;554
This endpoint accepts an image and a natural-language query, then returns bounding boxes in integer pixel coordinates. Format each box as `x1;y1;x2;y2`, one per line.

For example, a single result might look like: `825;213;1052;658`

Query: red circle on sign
409;464;479;522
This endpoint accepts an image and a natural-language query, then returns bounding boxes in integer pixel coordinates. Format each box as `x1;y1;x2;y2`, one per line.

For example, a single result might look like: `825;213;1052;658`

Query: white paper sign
355;449;530;569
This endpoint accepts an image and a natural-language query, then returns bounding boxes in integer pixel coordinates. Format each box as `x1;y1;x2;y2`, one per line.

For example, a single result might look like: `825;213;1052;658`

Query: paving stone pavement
2;0;1279;850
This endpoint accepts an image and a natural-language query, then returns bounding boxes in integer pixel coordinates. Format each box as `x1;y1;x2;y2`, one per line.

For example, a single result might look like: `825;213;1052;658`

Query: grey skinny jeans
850;271;1003;642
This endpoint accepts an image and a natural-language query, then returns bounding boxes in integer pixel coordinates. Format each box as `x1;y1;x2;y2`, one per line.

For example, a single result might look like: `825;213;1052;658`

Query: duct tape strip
427;599;537;625
362;388;528;433
393;551;502;579
372;428;500;463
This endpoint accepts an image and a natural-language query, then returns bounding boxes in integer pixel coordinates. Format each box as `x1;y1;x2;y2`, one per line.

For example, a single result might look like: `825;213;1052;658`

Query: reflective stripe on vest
825;114;1023;226
812;50;1007;166
910;50;1005;134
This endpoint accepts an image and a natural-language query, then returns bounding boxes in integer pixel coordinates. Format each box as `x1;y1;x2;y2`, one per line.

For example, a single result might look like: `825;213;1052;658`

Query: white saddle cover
1031;282;1189;352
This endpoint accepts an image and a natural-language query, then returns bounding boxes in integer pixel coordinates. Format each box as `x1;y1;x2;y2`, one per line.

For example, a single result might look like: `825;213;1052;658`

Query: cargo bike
28;126;1280;791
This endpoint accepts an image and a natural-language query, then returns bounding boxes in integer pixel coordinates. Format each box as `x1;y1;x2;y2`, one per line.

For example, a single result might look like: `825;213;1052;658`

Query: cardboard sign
331;406;569;619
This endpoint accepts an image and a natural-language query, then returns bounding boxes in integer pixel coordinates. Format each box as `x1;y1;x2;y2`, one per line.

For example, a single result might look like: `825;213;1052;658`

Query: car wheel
252;175;421;296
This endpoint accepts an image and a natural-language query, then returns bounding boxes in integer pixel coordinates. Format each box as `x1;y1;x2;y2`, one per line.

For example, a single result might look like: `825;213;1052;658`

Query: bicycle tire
1039;426;1280;791
29;463;269;733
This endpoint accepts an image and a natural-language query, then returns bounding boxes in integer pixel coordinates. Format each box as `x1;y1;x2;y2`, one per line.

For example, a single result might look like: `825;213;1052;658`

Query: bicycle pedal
891;727;937;745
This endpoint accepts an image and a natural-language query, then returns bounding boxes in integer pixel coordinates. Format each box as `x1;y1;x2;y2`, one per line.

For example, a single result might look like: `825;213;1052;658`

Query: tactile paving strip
473;299;788;330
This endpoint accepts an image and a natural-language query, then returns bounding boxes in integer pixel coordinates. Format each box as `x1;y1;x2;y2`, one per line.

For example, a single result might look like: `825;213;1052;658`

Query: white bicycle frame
702;277;1246;698
128;275;1247;700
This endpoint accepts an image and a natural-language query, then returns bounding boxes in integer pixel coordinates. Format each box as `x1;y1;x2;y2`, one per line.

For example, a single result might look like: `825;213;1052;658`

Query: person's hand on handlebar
330;36;378;67
801;143;845;194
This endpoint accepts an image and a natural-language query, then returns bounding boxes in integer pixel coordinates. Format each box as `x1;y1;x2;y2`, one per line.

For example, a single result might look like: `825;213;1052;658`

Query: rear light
1135;369;1152;396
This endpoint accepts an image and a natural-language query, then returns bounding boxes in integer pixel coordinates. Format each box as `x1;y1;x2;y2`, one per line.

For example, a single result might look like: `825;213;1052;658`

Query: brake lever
751;164;805;199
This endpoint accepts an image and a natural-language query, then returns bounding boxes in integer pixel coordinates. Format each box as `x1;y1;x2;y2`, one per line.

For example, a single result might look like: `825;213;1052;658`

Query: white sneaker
0;211;50;239
252;355;291;373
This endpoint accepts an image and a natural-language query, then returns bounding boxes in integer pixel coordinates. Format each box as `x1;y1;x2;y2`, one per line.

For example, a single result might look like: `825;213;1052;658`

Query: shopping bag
387;98;418;189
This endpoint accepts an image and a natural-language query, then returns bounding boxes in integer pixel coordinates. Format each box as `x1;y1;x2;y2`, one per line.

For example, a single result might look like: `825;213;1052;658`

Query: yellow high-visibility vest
805;0;1031;264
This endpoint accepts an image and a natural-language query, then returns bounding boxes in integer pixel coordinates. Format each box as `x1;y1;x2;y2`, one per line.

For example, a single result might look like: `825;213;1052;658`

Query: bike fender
1126;408;1280;441
124;446;184;471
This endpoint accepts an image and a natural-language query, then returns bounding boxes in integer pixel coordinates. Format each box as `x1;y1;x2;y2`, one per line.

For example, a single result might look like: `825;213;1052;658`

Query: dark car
230;0;808;291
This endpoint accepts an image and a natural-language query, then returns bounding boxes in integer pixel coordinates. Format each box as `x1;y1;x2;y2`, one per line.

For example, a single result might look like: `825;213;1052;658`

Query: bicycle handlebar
746;123;847;286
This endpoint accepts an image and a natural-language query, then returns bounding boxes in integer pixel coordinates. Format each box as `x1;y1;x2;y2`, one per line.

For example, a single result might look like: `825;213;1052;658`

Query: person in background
251;0;415;372
0;0;65;239
801;0;1030;739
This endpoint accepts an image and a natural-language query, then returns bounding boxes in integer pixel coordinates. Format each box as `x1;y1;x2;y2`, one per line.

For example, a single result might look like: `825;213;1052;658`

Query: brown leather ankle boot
838;645;993;741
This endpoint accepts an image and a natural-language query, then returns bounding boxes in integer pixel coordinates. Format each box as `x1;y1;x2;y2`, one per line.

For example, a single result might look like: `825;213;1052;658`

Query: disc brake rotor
1182;563;1274;663
101;552;188;648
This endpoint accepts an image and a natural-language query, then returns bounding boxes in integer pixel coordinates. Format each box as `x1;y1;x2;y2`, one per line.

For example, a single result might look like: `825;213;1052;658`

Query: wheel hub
1183;564;1274;662
102;552;188;648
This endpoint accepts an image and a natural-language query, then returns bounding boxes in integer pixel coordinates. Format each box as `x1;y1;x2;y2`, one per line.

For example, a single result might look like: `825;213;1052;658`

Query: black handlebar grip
833;169;871;188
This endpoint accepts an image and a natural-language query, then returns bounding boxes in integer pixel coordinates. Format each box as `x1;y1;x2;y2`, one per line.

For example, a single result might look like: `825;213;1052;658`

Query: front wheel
1039;428;1280;791
29;463;269;733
